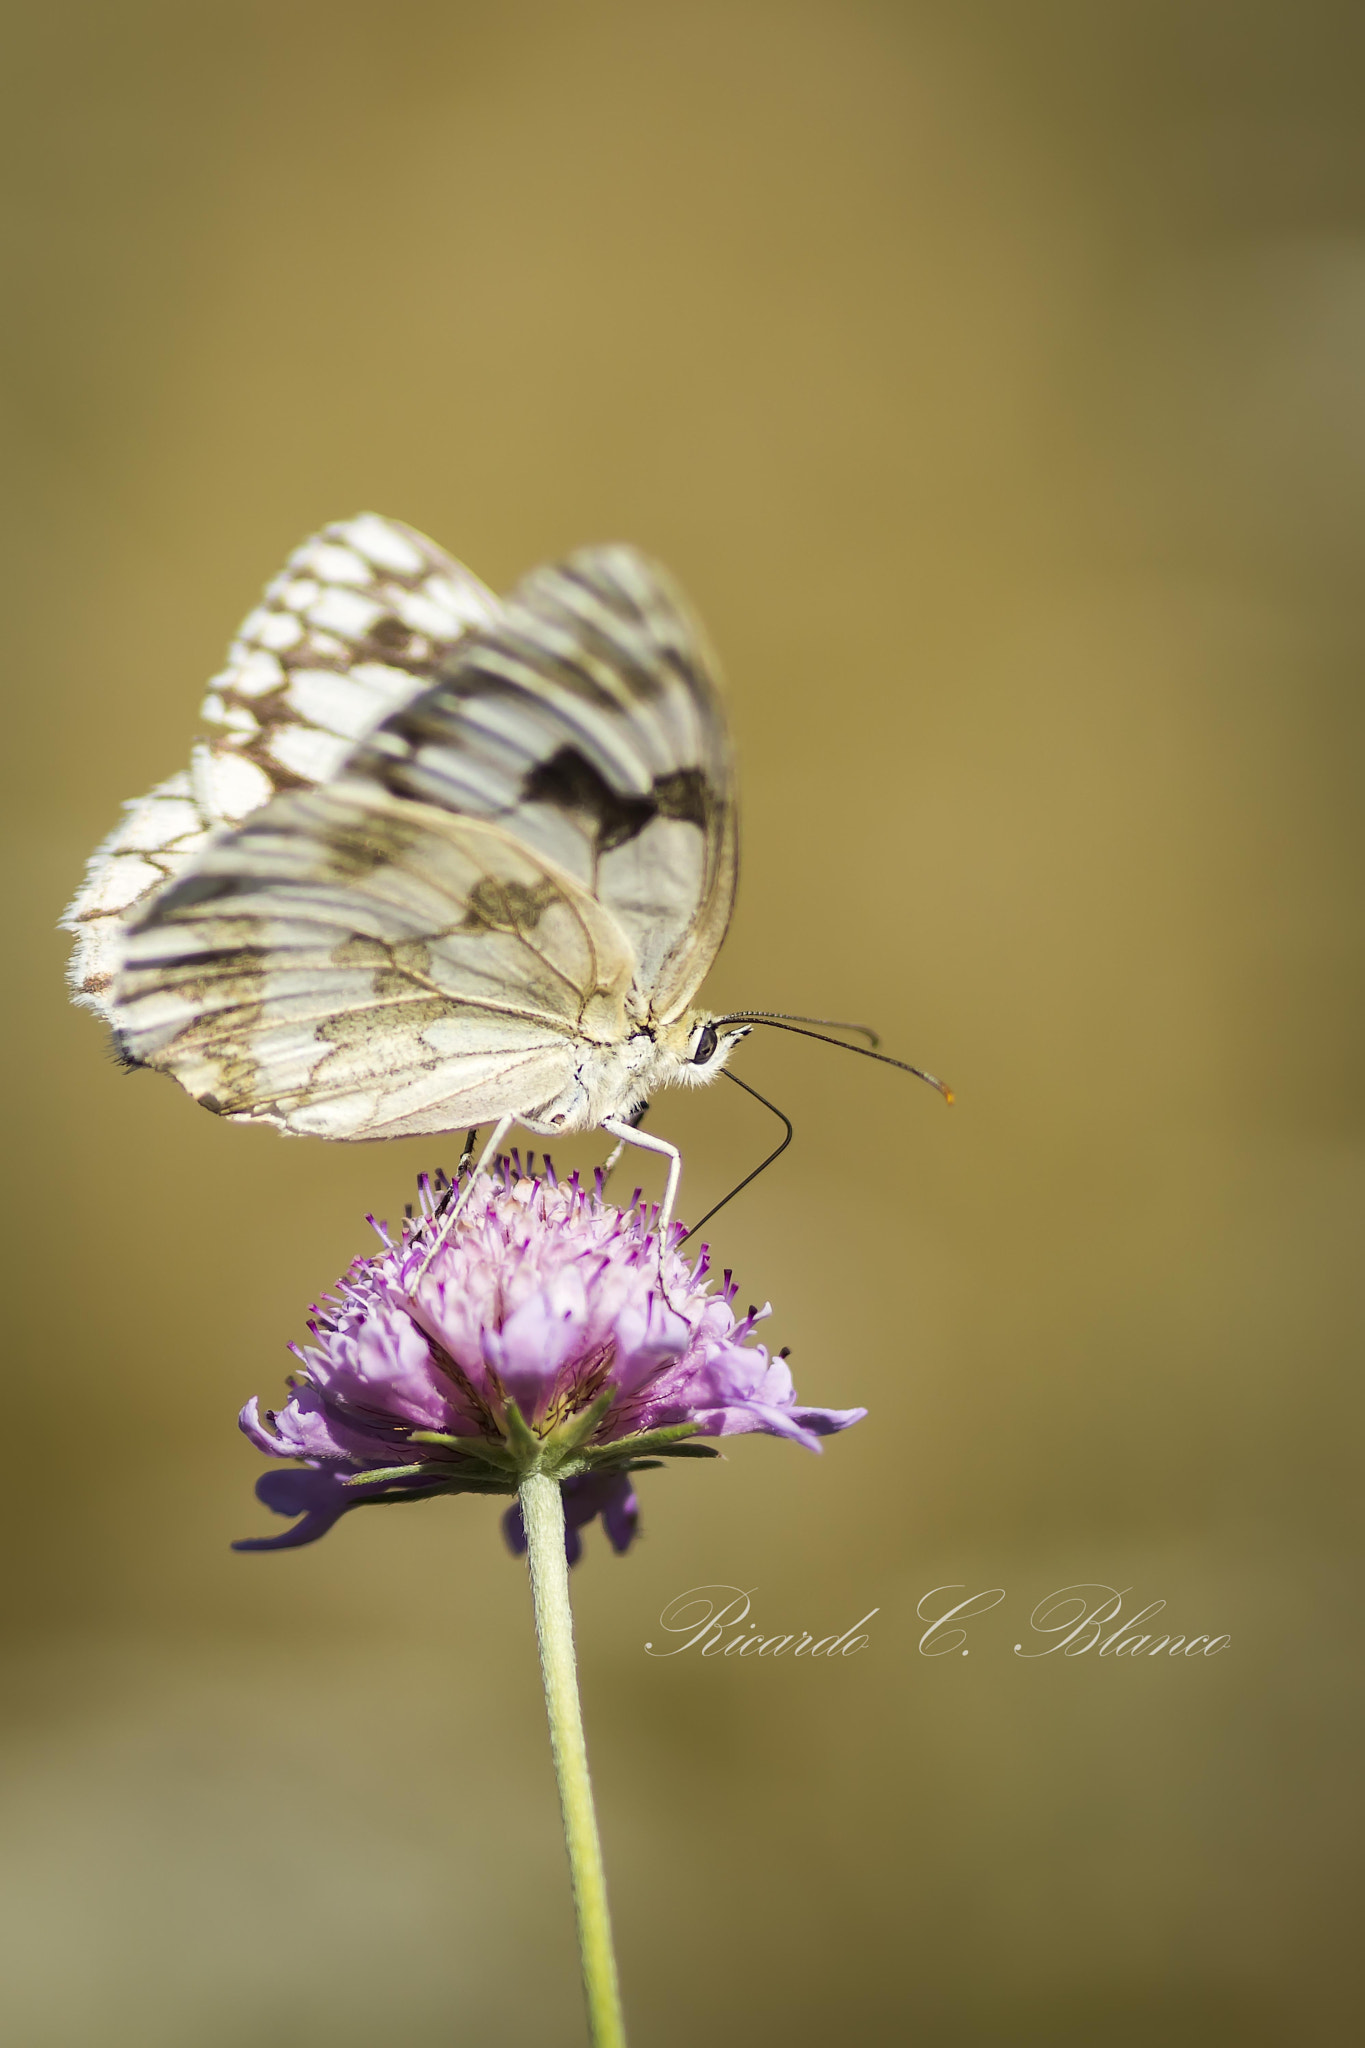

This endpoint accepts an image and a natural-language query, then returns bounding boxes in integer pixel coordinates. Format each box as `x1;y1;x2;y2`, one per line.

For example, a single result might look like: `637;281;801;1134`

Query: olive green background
2;4;1360;2043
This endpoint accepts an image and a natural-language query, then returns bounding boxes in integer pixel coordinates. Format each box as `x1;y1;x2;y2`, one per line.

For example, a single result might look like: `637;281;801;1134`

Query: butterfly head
669;1013;750;1089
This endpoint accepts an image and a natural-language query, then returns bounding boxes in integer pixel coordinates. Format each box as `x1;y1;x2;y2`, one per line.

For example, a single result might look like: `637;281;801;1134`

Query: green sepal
409;1430;516;1471
430;1470;518;1493
352;1476;516;1510
502;1397;541;1466
582;1421;705;1463
646;1441;721;1459
342;1462;426;1487
545;1389;616;1459
540;1454;593;1482
352;1485;448;1509
343;1463;516;1495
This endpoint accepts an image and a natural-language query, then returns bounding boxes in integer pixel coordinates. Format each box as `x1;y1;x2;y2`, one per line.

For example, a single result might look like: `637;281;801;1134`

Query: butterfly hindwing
63;514;499;1019
115;781;635;1139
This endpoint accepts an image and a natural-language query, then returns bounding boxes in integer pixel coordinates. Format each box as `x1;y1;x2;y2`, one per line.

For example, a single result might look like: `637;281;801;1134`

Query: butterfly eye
691;1022;719;1066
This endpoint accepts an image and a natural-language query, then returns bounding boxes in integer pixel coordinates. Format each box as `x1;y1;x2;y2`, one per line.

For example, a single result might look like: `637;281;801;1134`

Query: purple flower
236;1155;865;1562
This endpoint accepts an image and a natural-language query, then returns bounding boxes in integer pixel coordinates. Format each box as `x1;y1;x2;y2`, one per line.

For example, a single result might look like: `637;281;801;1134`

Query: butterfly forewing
200;512;498;794
349;545;737;1023
63;514;499;1019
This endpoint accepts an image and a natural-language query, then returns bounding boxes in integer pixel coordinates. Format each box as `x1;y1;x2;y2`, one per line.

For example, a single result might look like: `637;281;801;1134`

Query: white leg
601;1101;649;1186
601;1135;626;1177
599;1118;683;1240
408;1114;515;1291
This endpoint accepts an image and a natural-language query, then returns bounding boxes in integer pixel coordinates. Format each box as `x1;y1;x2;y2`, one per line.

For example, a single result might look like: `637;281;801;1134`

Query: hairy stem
519;1472;627;2048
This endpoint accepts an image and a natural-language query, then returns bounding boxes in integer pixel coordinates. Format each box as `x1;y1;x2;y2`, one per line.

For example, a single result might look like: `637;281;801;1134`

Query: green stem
519;1472;628;2048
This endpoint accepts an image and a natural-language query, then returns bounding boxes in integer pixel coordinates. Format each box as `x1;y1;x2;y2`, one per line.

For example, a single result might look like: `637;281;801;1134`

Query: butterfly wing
350;544;737;1025
114;781;635;1139
62;514;499;1017
92;534;735;1142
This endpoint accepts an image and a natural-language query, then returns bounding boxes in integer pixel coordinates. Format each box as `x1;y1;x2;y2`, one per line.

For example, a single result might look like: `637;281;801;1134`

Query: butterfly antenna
716;1010;882;1047
680;1069;793;1244
715;1016;954;1102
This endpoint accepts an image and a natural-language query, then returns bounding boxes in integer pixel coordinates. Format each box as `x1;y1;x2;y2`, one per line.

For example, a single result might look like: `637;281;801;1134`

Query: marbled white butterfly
64;514;946;1250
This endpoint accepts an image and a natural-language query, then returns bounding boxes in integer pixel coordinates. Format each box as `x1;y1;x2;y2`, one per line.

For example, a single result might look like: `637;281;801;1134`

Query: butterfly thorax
519;1012;745;1137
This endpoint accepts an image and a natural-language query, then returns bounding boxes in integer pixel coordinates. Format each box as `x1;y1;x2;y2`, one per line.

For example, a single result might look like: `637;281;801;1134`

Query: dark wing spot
651;768;711;830
460;876;562;934
317;997;447;1048
330;935;392;969
139;943;271;974
369;615;414;653
150;814;427;919
145;871;242;917
185;1023;267;1111
521;748;712;854
392;938;432;975
315;810;426;879
371;942;432;999
522;748;655;851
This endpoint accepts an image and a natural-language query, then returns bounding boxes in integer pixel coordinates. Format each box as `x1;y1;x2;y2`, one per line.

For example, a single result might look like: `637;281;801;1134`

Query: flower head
236;1155;865;1562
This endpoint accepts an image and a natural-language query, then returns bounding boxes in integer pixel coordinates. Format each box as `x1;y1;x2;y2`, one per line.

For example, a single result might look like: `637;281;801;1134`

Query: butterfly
64;513;948;1258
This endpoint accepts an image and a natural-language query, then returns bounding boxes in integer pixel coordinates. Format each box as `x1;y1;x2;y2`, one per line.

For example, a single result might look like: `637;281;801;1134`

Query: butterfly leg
601;1099;649;1185
600;1116;682;1239
408;1114;515;1291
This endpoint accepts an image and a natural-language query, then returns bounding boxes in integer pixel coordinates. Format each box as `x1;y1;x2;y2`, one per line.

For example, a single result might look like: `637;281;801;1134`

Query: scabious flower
236;1155;865;1562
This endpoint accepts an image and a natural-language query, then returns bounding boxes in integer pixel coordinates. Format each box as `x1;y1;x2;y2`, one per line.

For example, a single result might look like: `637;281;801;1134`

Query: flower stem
519;1471;628;2048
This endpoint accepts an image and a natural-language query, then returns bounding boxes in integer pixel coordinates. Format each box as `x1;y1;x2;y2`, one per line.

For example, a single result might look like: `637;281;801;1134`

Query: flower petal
237;1162;865;1559
231;1467;362;1551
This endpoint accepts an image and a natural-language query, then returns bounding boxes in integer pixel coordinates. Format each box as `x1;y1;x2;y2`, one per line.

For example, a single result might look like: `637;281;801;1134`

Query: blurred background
2;2;1360;2041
